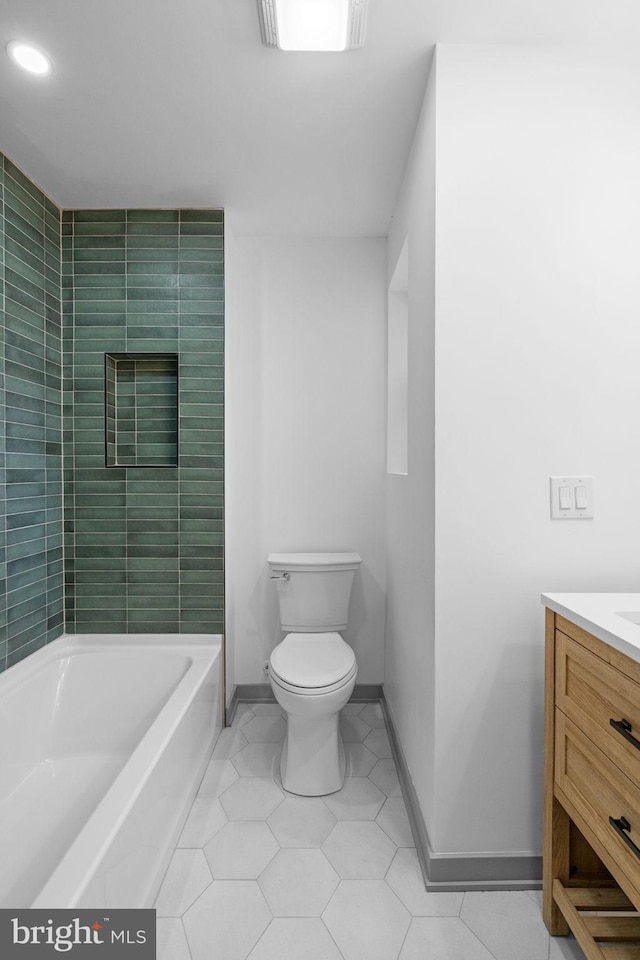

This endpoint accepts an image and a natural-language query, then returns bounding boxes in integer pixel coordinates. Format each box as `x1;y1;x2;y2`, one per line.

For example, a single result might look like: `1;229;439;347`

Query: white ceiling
2;0;640;236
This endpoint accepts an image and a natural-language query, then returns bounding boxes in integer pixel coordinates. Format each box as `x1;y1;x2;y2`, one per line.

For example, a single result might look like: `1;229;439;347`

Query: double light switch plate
550;476;594;519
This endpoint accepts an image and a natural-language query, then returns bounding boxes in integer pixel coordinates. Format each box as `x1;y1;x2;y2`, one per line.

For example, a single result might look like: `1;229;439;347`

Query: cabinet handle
610;717;640;751
609;815;640;860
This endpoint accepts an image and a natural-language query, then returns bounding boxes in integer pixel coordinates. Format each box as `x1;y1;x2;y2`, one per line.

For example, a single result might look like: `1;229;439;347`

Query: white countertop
542;593;640;664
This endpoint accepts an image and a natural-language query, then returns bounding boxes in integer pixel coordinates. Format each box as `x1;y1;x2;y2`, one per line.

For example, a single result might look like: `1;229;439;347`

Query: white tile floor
155;702;587;960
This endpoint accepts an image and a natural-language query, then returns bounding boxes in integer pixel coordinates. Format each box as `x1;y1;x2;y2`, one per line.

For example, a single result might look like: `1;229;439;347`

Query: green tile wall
63;210;224;634
0;155;223;668
0;154;64;673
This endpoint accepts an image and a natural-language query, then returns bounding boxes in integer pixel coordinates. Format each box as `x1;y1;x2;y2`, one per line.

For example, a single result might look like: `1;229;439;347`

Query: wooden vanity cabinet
544;608;640;959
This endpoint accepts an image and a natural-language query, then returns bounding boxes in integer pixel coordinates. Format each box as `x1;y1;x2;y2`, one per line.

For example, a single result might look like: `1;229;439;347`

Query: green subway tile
127;210;179;223
180;210;223;223
7;635;47;667
4;159;46;201
5;252;47;292
180;570;217;584
127;596;179;610
73;210;126;223
126;248;180;263
178;326;223;342
127;570;179;583
127;607;179;623
180;557;222;571
181;581;224;597
5;223;44;263
180;596;221;610
179;233;223;248
127;558;178;571
127;520;177;534
127;222;179;236
126;234;178;249
5;177;44;219
180;285;223;301
74;274;127;288
73;557;127;572
179;608;220;623
74;247;125;262
132;620;180;633
74;570;126;584
74;285;126;300
128;582;179;596
179;221;224;236
74;615;127;630
73;218;125;236
74;583;127;597
75;597;127;610
5;235;46;274
126;300;179;315
73;233;125;249
127;259;179;276
6;275;44;310
126;285;178;300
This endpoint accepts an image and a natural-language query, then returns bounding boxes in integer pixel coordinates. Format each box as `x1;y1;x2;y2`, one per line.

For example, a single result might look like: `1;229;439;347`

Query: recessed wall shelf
105;353;179;468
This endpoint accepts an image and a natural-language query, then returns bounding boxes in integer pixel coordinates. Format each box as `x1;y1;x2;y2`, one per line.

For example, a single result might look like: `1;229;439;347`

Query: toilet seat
269;632;356;693
270;660;357;696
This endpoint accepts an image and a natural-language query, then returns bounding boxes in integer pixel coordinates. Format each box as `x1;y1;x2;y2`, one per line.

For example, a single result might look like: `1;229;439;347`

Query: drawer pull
609;815;640;860
610;717;640;751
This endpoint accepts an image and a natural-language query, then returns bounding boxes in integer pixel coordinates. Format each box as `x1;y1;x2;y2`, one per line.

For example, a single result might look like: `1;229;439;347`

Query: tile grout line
1;156;5;672
124;210;128;630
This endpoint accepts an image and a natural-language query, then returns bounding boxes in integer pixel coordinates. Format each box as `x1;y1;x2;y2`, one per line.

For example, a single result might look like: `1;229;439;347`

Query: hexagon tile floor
155;702;587;960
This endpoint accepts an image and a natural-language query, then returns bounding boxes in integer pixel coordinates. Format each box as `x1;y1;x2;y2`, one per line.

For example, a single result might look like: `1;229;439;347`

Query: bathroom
3;2;640;959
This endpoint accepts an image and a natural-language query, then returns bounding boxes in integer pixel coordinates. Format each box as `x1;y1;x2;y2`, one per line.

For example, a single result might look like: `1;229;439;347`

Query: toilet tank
268;552;361;632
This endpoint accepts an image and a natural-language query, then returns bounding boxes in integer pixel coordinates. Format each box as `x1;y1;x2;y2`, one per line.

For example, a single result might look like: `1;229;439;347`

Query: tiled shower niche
105;353;179;467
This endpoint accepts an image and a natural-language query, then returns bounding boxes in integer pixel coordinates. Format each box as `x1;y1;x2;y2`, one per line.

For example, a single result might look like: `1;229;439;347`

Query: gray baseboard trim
380;688;542;892
350;683;383;701
226;682;384;726
226;683;274;725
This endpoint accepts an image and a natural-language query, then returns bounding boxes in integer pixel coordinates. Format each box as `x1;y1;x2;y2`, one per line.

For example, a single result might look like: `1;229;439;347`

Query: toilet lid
270;633;356;689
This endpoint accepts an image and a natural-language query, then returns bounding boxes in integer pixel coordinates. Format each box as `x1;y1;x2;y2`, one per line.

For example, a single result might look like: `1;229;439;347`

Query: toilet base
280;712;346;797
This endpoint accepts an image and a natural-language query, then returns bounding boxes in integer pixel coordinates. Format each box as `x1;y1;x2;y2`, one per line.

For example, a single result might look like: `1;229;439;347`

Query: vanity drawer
555;710;640;900
556;629;640;785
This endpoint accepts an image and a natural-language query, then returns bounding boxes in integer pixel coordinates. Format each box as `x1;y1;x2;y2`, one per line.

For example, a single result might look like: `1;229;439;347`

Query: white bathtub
0;633;221;909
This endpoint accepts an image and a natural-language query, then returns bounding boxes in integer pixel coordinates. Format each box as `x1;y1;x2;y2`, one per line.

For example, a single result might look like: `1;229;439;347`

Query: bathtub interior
0;637;220;908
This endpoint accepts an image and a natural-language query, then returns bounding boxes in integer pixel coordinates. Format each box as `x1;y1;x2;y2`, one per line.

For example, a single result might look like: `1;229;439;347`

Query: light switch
559;486;572;510
550;477;594;519
575;485;588;510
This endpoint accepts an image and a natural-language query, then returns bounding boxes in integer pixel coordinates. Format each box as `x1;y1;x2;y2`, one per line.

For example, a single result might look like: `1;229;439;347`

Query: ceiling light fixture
257;0;368;51
6;40;52;76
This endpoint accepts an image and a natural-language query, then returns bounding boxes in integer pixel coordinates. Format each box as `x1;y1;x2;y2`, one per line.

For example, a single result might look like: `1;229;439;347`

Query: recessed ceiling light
257;0;368;52
6;40;52;76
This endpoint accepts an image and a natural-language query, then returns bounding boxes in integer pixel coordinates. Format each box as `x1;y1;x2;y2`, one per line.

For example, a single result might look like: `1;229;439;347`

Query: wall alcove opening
105;353;179;468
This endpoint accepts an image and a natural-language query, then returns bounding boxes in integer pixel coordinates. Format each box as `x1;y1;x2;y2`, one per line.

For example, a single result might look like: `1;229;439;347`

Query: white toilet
267;552;361;796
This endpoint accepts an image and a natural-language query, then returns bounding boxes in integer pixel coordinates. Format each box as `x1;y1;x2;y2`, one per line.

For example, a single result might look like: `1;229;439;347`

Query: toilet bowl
267;552;362;797
269;632;357;796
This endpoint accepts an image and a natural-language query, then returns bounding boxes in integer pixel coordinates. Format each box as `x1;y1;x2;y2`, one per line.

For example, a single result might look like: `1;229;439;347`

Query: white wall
386;44;640;864
385;56;437;834
226;235;387;694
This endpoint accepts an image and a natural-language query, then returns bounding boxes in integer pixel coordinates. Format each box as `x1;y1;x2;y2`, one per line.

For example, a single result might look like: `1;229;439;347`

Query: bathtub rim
0;632;219;693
